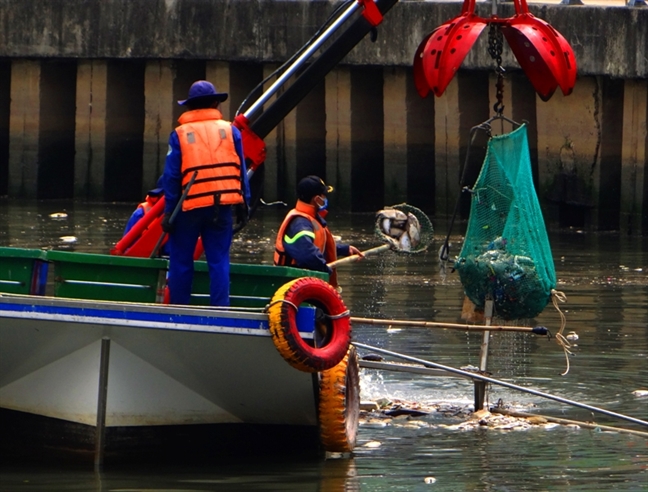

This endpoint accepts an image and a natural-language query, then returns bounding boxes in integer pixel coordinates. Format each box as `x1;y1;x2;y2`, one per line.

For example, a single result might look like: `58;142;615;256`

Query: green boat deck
0;247;48;295
0;248;328;307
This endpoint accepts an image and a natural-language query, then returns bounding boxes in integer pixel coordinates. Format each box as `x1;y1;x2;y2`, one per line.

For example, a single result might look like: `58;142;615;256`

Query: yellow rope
265;297;349;319
265;298;299;312
551;289;572;376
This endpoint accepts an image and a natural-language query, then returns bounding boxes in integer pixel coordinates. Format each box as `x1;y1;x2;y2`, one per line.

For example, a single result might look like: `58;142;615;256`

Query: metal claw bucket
413;0;487;98
499;0;576;99
414;0;577;101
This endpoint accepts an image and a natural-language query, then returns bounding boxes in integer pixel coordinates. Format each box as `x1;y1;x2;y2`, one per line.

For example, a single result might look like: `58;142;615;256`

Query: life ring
319;345;360;453
267;277;351;373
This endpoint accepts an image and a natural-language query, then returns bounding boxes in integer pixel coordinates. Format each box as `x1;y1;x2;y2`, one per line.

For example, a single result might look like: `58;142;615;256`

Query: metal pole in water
353;342;648;428
94;337;111;469
474;299;493;411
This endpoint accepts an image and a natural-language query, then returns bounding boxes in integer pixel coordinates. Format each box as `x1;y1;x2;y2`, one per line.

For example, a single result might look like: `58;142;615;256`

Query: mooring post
474;299;493;411
94;337;111;470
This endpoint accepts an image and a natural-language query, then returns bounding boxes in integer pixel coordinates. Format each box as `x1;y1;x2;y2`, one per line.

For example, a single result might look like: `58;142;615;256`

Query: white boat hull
0;294;323;459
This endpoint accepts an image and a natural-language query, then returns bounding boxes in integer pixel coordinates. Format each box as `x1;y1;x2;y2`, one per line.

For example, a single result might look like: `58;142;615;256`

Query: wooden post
474;299;493;411
94;337;111;469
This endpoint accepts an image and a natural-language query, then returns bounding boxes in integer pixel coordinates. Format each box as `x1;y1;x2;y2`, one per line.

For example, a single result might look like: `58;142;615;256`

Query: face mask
317;196;328;211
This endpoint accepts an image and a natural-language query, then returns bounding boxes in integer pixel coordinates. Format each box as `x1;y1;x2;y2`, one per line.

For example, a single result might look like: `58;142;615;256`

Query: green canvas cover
455;124;556;320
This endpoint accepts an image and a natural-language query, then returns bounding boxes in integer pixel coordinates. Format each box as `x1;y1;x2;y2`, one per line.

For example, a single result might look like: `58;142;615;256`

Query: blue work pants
168;205;233;306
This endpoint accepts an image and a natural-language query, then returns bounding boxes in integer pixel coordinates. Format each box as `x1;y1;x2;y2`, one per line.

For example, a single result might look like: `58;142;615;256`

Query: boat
0;246;360;463
0;0;409;464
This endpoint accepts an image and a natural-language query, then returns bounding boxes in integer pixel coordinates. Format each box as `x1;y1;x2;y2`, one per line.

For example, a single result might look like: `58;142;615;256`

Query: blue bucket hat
147;187;164;197
178;80;228;106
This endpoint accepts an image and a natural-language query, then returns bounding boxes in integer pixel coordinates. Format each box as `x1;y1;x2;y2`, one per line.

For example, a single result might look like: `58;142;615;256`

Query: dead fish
389;227;405;238
398;232;411;252
49;212;68;220
632;389;648;398
407;212;421;248
381;218;392;235
377;208;408;220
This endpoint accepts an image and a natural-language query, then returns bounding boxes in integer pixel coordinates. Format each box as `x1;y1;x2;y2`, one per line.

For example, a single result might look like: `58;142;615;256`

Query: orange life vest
137;193;160;215
176;108;243;211
274;200;338;286
137;201;152;214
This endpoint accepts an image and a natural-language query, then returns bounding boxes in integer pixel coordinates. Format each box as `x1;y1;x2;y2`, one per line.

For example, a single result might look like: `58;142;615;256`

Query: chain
487;23;505;116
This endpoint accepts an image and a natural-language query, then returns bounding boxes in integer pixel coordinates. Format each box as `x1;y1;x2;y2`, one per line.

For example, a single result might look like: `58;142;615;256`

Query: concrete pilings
0;57;646;232
0;0;646;232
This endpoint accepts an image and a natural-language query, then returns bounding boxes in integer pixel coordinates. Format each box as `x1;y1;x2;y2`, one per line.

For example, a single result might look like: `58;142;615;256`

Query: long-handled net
374;203;434;254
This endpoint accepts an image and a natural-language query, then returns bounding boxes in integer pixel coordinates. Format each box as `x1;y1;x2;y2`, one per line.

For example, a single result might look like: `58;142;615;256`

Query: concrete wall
0;1;646;77
0;0;646;233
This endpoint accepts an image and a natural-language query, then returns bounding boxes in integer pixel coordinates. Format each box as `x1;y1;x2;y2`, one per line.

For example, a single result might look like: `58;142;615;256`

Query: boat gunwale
0;293;319;337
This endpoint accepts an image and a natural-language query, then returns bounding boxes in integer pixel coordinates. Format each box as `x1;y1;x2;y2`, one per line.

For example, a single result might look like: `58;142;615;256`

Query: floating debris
424;477;437;484
359;398;606;434
385;406;429;417
361;354;384;362
363;441;382;448
49;212;68;219
56;236;78;250
361;418;389;429
59;236;77;245
632;389;648;398
565;331;579;342
360;401;379;412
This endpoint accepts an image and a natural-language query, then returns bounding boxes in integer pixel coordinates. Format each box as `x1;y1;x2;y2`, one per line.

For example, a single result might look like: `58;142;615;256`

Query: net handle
327;244;391;268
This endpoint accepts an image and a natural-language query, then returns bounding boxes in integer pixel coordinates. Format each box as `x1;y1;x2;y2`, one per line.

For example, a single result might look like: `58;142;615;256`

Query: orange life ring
268;277;351;373
318;345;360;453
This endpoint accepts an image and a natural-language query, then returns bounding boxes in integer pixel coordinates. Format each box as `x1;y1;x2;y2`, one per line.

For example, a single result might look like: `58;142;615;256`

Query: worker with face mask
274;175;363;287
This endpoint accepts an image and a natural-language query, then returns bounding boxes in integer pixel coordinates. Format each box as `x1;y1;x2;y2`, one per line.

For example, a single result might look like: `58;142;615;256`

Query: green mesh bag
455;124;556;320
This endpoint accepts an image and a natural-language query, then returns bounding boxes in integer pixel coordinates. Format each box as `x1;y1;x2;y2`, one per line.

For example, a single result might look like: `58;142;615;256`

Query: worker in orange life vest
123;186;164;235
161;80;250;306
123;185;171;256
274;175;363;287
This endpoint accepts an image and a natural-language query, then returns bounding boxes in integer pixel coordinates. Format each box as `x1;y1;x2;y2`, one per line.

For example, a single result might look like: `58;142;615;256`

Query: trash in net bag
454;124;556;320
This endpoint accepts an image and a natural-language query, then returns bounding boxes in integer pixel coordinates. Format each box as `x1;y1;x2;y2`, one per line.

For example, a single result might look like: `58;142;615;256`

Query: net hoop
374;203;434;254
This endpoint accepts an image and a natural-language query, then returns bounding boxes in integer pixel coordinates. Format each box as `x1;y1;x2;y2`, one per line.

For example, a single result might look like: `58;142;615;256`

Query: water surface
0;201;646;491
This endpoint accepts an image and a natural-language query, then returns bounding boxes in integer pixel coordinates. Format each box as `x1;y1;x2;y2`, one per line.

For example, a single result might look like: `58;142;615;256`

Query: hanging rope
550;289;572;376
265;298;299;312
265;298;349;320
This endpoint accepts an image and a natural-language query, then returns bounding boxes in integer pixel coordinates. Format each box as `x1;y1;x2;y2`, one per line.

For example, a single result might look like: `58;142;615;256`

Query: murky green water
1;200;646;491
